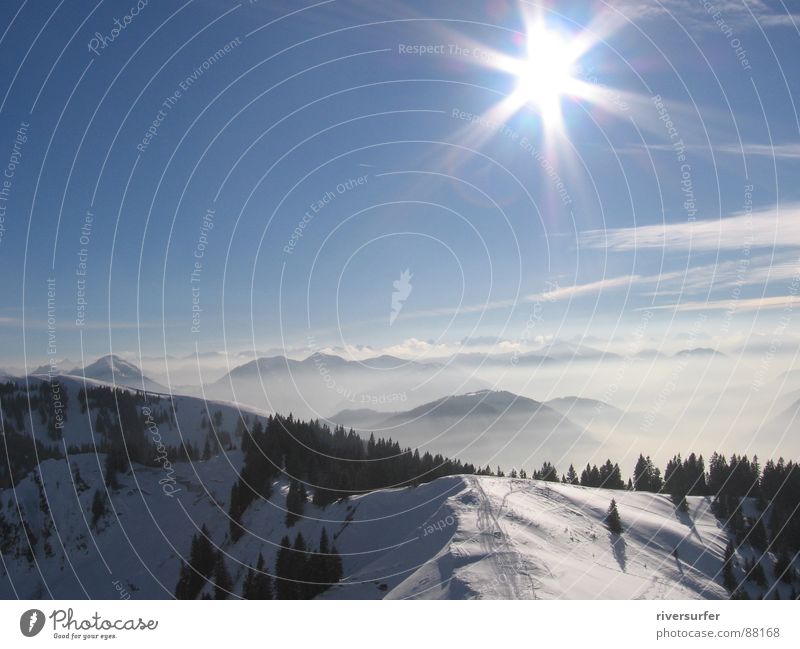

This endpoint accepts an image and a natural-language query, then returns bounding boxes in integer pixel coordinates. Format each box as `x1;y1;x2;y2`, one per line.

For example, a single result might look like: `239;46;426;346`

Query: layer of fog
192;351;800;473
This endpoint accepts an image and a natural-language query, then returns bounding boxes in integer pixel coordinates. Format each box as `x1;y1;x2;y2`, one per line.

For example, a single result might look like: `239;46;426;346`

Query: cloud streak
580;204;800;253
646;294;800;312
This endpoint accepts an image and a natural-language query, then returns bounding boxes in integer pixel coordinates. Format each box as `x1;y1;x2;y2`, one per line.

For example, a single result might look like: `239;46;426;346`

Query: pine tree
292;532;309;597
254;552;273;599
90;489;107;528
242;552;273;599
104;449;123;489
774;552;794;584
174;525;216;599
73;466;89;493
565;464;578;485
722;541;738;593
285;479;307;527
746;517;768;553
329;542;343;583
274;535;295;599
605;499;623;534
213;551;232;599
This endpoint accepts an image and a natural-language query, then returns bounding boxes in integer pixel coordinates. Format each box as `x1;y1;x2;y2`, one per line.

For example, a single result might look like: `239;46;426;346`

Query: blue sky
1;0;799;367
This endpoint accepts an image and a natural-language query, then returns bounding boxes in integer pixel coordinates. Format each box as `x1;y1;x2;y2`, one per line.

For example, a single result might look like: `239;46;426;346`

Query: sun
457;14;622;143
511;25;580;126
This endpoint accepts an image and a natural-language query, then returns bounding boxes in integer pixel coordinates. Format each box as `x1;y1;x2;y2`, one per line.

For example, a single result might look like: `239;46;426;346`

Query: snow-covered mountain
1;453;785;600
1;372;796;601
73;354;168;393
0;374;267;466
26;354;169;394
329;390;595;470
206;352;489;419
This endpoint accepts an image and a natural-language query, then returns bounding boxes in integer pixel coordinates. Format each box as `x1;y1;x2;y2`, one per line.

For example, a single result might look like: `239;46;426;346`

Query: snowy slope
324;477;733;599
3;452;773;600
3;375;268;451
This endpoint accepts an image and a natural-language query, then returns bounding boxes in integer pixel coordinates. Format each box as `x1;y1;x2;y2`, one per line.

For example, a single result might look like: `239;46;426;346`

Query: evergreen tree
536;461;558;482
104;449;124;489
73;466;90;493
605;499;623;534
213;551;232;599
633;454;661;492
285;479;307;527
329;542;343;584
774;552;795;584
174;525;216;599
90;489;107;528
722;541;738;593
565;464;578;485
274;535;296;599
598;460;624;490
250;552;273;599
291;532;309;597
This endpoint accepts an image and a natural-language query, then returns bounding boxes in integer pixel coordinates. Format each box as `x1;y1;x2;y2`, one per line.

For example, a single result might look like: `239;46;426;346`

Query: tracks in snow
470;477;539;599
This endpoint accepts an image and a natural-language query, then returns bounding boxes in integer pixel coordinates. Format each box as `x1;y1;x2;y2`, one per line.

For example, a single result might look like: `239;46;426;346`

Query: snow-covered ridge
2;453;762;599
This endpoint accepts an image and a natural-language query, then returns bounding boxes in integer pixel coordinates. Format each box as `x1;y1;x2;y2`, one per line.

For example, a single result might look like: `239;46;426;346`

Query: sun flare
511;25;580;126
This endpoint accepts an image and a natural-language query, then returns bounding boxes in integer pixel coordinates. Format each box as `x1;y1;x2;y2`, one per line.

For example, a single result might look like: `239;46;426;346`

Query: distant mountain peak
673;347;726;358
69;354;166;392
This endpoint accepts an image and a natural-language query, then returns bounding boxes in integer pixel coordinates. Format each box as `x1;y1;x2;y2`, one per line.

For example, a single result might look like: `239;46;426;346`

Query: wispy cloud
638;141;800;159
580;204;800;253
646;294;800;312
757;13;800;28
526;275;643;301
617;0;791;32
